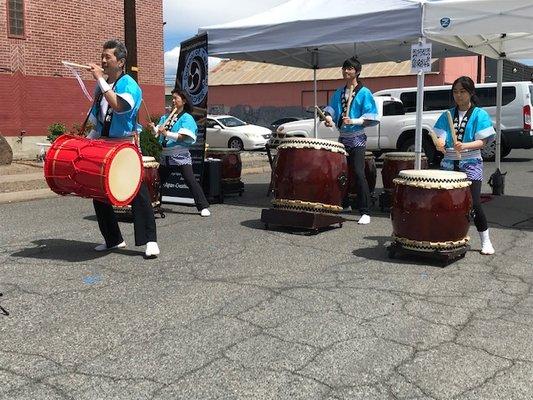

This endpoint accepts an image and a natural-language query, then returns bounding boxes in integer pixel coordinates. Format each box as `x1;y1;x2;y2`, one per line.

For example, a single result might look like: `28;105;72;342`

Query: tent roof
199;0;533;68
199;0;469;68
424;0;533;60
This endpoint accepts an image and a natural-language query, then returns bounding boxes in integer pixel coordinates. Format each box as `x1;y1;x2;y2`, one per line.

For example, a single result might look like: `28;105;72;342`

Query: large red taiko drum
44;135;142;206
272;138;348;213
382;152;428;192
391;169;472;251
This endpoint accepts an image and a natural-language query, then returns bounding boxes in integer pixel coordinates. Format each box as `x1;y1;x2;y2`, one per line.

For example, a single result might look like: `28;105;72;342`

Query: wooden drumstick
61;61;104;72
315;105;327;121
141;100;151;122
446;110;461;159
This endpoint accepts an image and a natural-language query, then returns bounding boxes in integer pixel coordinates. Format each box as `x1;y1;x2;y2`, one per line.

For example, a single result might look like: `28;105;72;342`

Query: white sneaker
481;241;495;255
145;242;160;257
200;208;211;217
358;214;371;225
479;229;495;255
94;241;126;252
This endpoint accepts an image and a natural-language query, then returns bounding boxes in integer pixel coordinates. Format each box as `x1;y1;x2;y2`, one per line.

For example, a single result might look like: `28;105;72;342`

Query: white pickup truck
270;96;442;164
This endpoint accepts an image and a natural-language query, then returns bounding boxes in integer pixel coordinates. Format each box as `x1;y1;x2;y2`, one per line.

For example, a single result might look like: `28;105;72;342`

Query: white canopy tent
199;0;533;172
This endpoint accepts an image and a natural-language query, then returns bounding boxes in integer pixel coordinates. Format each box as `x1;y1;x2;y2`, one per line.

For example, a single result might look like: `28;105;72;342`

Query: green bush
46;123;68;143
139;126;162;160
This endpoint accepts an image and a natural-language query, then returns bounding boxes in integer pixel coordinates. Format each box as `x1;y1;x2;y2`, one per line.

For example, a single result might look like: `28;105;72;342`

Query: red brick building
0;0;164;147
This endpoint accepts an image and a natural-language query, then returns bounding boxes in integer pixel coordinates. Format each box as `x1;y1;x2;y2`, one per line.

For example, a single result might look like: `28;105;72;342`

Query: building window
7;0;25;38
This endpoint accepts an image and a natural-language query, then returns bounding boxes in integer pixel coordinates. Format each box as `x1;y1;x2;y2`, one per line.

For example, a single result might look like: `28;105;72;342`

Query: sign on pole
411;41;432;73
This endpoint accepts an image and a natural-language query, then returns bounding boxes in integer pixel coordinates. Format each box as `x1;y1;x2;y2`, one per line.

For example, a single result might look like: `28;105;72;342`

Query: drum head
142;156;156;163
278;137;347;155
108;147;143;202
395;169;470;189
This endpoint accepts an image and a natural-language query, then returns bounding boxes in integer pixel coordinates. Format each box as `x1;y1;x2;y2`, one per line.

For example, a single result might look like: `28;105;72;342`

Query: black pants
346;147;371;215
159;162;209;211
93;183;157;247
470;180;488;232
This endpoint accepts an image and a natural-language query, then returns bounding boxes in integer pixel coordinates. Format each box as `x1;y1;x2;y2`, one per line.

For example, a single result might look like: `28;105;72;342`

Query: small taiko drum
113;156;161;214
205;148;242;182
44;135;142;206
347;151;377;199
141;156;161;206
272;138;348;213
391;170;472;251
382;152;428;192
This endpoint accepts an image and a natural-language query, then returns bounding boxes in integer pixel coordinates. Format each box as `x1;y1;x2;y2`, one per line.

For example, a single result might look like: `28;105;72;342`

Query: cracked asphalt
1;150;532;399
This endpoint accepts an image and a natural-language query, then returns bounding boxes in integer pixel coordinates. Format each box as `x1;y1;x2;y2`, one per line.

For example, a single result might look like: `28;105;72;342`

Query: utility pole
124;0;138;81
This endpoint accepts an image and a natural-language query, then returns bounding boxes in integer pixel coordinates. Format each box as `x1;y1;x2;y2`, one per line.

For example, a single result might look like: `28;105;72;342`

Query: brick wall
0;0;164;137
136;0;164;86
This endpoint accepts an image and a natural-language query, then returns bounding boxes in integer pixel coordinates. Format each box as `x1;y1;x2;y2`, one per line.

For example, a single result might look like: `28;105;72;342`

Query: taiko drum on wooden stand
388;169;472;264
261;138;348;232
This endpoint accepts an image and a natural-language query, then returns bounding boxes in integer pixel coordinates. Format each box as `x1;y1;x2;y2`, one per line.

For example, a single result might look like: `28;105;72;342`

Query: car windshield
218;117;246;127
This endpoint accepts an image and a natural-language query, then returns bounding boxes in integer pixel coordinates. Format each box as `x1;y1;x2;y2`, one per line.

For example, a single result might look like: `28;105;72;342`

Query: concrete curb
0;188;57;204
0;172;43;184
0;154;272;204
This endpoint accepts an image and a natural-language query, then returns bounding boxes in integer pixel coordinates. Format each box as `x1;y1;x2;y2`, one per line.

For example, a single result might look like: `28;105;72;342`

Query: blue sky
162;0;533;83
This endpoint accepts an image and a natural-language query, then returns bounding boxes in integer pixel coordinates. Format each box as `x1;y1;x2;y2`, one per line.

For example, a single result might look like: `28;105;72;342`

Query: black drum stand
387;240;469;266
261;208;346;234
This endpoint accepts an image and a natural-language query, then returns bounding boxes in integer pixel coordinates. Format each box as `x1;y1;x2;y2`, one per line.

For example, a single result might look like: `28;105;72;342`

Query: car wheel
481;139;511;161
228;137;244;151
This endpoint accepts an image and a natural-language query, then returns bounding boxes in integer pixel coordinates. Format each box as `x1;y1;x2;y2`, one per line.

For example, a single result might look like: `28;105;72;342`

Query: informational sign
161;33;209;205
411;41;432;73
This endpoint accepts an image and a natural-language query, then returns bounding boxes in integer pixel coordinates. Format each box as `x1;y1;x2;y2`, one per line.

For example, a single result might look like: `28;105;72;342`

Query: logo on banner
181;47;208;106
440;17;451;28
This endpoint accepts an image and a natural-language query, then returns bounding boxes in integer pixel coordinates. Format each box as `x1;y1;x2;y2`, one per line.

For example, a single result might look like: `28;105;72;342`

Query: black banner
161;33;208;205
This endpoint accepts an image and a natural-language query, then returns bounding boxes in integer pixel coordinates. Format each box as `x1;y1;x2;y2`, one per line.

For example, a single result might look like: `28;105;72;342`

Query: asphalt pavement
1;150;532;399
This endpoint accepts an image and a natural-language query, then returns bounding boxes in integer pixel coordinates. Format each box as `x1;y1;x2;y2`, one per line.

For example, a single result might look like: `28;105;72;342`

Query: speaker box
203;159;223;204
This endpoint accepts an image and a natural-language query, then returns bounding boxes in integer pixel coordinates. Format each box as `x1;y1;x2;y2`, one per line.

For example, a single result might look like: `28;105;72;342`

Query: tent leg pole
414;70;425;170
495;58;503;171
313;67;318;138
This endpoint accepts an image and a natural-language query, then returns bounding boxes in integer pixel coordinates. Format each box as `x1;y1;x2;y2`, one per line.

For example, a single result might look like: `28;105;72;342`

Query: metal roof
208;59;439;86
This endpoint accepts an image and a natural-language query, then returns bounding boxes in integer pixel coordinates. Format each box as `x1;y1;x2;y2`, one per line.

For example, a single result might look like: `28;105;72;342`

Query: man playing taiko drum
86;39;160;258
323;57;380;225
433;76;495;255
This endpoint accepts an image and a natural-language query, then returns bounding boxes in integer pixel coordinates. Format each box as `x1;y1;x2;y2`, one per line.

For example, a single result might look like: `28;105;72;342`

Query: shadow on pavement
240;218;340;235
11;239;143;262
484;194;533;231
352;235;461;268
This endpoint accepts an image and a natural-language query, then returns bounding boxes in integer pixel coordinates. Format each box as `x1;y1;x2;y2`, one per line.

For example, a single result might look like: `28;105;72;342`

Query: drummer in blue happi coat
323;57;380;225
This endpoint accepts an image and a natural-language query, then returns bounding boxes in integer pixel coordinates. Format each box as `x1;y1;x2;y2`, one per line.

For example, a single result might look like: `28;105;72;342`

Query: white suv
375;81;533;160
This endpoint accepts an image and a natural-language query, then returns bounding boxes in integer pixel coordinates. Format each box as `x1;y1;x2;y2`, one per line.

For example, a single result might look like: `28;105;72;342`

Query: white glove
348;117;365;126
